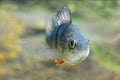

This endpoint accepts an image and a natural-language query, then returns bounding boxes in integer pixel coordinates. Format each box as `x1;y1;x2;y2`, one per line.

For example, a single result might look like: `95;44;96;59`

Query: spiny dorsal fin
53;6;72;27
46;6;72;35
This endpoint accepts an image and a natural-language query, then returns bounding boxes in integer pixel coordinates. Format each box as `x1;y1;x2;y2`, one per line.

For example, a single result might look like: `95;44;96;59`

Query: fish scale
45;6;90;65
56;24;69;49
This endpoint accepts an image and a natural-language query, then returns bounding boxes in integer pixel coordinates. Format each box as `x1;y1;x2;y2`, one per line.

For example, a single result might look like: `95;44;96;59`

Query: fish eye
69;40;76;49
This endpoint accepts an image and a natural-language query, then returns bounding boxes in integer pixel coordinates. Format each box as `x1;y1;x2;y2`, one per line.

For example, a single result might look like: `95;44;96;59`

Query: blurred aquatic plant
91;42;120;71
0;10;24;62
0;0;118;20
0;67;8;78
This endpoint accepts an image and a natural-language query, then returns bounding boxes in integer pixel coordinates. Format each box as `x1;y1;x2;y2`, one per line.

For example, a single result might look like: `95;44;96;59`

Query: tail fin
45;20;53;36
45;18;57;36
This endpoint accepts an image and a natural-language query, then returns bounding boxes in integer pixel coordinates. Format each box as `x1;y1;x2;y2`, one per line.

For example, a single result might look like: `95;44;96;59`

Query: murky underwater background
0;0;120;80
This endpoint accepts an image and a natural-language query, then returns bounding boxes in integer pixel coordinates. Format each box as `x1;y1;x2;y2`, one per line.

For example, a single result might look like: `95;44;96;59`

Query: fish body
46;6;90;65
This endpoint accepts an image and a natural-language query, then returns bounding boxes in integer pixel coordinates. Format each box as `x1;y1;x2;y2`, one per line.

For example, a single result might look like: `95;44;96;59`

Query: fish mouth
64;47;90;64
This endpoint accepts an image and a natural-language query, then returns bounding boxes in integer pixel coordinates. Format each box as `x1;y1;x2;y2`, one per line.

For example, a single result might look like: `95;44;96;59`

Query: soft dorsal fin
53;5;72;27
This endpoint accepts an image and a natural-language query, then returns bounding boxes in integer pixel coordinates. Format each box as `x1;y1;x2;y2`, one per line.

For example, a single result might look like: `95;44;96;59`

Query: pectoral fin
56;60;65;66
53;57;65;66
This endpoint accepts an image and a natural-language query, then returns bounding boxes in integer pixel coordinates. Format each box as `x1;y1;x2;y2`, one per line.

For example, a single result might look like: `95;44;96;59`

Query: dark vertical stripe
51;28;57;48
60;24;70;53
50;25;62;48
50;23;70;49
56;23;70;51
57;24;68;48
55;24;64;48
61;24;70;41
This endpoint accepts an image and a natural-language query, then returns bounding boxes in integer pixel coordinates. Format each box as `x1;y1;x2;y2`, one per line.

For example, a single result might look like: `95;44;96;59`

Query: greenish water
0;1;120;80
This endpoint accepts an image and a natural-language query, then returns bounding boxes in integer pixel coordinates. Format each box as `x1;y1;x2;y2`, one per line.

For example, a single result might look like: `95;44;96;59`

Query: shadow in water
40;57;94;72
22;27;45;38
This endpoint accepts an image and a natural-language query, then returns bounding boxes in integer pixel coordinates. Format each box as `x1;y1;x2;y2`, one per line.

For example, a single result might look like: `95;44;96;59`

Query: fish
45;6;90;66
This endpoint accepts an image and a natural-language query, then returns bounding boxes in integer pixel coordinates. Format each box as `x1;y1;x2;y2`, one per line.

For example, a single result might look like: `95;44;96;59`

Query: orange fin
53;57;58;63
53;57;65;66
56;60;65;66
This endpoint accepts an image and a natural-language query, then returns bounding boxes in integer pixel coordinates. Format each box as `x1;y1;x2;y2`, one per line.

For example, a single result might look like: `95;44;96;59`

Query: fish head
61;23;90;64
